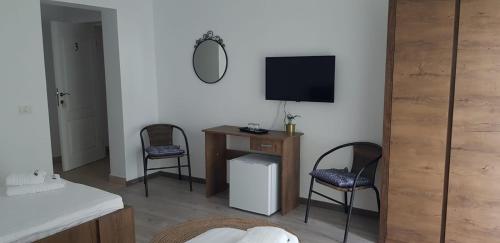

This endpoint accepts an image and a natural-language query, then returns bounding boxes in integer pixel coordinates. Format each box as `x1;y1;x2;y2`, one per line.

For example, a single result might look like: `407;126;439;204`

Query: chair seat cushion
310;168;371;188
146;145;185;157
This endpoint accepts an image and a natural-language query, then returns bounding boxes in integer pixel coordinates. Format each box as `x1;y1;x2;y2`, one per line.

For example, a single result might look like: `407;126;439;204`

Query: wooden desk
203;125;303;215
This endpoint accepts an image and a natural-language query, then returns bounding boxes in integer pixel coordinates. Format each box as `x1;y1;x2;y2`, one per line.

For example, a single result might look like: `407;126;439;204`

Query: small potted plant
285;113;301;134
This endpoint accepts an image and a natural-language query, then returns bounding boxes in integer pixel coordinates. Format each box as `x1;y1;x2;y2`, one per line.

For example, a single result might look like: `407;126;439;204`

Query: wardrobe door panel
386;0;456;242
446;0;500;242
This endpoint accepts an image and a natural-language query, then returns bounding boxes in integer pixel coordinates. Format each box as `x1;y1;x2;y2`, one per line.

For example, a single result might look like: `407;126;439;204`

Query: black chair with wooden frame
140;124;193;197
304;142;382;243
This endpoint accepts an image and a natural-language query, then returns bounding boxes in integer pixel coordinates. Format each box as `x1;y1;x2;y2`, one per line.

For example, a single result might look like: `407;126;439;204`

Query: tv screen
266;56;335;103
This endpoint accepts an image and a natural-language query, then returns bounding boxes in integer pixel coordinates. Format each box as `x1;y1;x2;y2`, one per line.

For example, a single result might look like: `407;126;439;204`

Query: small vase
286;123;296;134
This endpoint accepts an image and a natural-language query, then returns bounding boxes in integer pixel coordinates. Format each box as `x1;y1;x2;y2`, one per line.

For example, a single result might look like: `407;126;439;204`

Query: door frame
379;0;396;242
41;2;125;180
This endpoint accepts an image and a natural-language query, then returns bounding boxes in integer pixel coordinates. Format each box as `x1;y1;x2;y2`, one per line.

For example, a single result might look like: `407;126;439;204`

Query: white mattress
0;180;124;243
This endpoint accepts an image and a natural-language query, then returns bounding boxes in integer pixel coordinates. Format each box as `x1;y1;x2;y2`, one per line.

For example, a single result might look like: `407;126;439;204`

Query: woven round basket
151;217;291;243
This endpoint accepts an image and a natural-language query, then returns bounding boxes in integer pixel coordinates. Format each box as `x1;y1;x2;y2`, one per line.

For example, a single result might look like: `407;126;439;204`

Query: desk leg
205;133;227;197
281;136;301;215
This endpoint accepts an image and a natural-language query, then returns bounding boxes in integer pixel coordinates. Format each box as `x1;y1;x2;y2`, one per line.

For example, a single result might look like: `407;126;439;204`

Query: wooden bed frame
35;207;135;243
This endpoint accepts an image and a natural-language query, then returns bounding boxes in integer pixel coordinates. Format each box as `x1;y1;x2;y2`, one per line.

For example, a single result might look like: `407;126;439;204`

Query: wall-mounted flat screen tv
266;56;335;103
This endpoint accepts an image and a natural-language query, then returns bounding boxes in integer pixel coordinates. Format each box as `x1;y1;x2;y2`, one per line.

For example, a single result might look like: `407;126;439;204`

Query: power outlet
18;105;32;114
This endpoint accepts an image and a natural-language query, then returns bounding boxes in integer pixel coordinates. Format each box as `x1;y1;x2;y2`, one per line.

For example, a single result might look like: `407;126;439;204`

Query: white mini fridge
229;153;280;216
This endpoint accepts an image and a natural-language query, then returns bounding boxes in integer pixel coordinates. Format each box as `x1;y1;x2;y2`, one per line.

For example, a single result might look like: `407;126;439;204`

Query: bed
0;180;134;243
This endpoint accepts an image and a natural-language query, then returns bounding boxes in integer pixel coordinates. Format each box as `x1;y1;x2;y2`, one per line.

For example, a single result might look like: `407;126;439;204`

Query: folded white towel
6;175;65;196
236;226;299;243
6;170;47;186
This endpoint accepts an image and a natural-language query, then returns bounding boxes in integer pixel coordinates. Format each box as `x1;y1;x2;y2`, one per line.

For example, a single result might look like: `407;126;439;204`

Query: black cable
283;101;288;128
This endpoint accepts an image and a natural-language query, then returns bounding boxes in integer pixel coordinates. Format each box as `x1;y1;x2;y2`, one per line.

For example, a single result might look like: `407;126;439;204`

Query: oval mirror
193;31;228;84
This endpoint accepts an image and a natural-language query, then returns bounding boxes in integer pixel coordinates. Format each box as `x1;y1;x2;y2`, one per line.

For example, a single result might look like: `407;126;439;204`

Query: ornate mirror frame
192;31;228;84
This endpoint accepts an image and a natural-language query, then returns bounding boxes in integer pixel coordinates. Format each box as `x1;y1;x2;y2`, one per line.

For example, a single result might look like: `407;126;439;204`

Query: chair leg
187;154;193;192
344;191;349;213
143;157;149;197
343;189;357;243
373;186;381;214
304;177;315;223
177;157;182;180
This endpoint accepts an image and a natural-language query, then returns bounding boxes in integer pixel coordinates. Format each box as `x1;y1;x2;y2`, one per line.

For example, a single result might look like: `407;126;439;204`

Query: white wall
0;0;158;181
153;0;388;211
0;0;53;180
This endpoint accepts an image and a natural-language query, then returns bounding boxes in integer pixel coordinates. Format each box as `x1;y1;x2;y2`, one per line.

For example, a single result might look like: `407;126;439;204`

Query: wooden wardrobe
381;0;500;242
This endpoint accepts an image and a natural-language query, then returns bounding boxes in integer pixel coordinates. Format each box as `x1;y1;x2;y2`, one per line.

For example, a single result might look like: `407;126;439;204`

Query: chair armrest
139;127;147;159
172;125;190;155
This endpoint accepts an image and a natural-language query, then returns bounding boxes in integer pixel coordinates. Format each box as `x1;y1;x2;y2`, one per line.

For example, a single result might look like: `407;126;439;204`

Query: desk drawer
250;138;282;155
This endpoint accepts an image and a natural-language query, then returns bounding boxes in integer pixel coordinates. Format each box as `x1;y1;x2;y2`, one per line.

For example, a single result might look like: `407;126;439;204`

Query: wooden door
446;0;500;242
384;0;457;242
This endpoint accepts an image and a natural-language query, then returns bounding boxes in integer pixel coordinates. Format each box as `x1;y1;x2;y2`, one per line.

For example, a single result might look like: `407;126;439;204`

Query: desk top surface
202;125;303;140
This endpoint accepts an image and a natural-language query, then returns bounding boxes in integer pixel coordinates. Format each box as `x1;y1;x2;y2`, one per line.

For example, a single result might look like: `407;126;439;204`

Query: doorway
41;4;110;179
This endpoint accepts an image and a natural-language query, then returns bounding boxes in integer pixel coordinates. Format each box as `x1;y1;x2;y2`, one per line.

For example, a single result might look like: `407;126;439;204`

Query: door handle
56;89;71;97
58;91;71;97
260;144;273;148
56;88;71;97
56;89;70;106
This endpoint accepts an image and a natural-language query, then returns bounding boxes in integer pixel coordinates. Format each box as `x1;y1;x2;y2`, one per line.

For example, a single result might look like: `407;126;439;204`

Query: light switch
18;105;32;114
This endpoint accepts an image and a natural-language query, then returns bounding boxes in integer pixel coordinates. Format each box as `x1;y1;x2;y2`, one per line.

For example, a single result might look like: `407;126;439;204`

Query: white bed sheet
0;180;124;243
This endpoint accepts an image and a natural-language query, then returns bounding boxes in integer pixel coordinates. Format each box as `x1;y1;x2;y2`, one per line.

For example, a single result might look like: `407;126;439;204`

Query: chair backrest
142;124;174;146
350;142;382;182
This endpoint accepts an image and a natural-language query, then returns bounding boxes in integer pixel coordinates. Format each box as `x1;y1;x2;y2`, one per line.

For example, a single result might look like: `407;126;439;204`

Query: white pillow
237;226;299;243
186;228;246;243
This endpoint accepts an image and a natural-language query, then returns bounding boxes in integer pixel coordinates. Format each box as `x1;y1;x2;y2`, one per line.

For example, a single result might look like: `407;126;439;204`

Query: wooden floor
58;158;378;243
